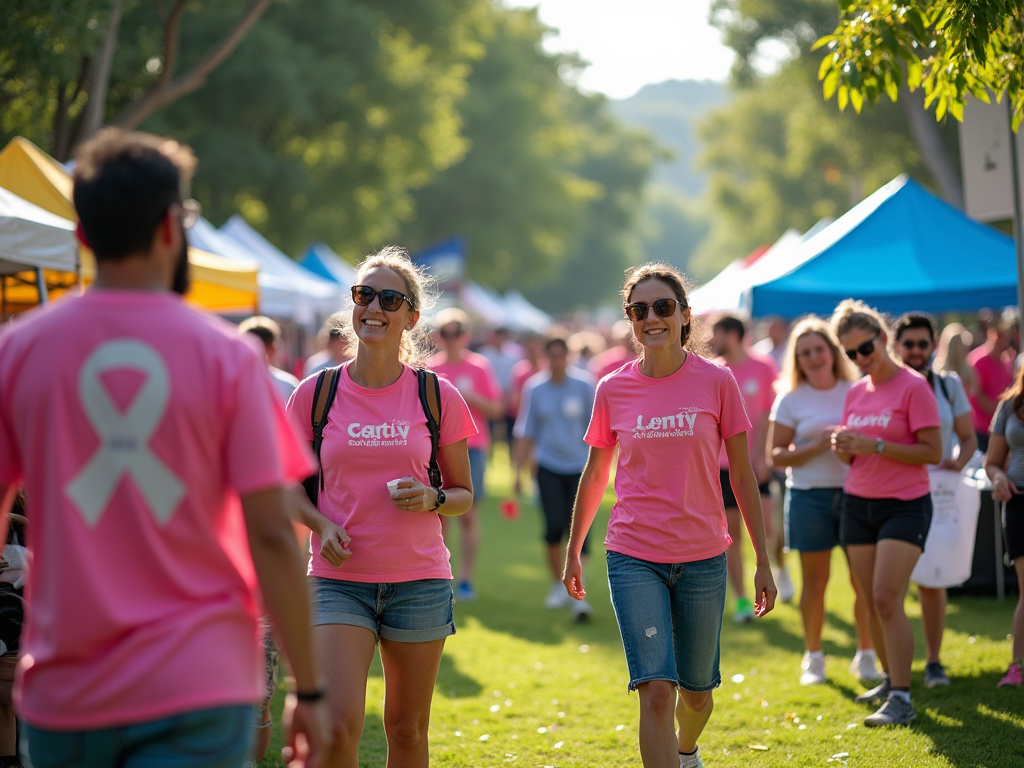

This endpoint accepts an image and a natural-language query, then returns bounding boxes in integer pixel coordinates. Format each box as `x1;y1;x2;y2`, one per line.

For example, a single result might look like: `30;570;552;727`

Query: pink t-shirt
585;355;751;563
0;291;314;730
288;364;477;582
714;352;778;468
841;367;941;500
509;359;544;418
428;351;502;450
968;346;1013;434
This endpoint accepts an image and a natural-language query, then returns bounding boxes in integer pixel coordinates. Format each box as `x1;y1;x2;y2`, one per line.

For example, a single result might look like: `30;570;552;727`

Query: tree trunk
77;0;123;146
900;84;965;209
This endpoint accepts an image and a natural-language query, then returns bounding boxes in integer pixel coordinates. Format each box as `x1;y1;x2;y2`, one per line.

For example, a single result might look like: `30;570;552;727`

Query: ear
160;208;178;246
75;222;91;249
406;310;420;331
681;305;692;326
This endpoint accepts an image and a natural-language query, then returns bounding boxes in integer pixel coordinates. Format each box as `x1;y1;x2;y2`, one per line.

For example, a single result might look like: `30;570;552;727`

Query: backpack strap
933;370;954;407
309;366;342;498
417;368;443;492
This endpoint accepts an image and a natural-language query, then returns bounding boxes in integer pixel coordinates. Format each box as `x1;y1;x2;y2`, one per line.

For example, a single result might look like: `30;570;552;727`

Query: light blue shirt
513;369;595;474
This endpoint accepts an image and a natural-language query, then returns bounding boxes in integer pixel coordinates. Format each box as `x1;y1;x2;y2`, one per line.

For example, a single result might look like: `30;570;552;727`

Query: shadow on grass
943;594;1018;642
436;651;483;698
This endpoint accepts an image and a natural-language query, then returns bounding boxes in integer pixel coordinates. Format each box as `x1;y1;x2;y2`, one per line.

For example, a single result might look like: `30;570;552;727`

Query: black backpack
301;367;443;507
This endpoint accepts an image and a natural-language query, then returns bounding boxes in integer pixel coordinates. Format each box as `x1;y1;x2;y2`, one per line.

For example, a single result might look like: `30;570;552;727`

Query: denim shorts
606;551;727;693
311;576;455;642
785;487;844;552
24;705;254;768
468;447;487;503
841;493;932;548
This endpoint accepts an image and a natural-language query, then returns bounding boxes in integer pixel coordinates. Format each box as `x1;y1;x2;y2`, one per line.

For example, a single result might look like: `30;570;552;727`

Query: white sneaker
775;566;795;604
571;598;593;622
800;650;826;685
679;746;704;767
544;582;569;609
850;649;883;683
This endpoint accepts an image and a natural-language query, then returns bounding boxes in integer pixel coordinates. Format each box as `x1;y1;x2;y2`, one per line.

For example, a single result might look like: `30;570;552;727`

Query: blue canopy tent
299;242;357;287
749;175;1017;317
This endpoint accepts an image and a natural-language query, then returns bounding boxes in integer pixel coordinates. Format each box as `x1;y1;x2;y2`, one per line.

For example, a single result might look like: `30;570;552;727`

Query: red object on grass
499;498;520;520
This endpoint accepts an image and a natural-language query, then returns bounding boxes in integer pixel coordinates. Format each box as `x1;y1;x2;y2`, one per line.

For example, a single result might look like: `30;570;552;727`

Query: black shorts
536;465;589;554
1004;493;1024;562
719;469;771;510
841;493;932;549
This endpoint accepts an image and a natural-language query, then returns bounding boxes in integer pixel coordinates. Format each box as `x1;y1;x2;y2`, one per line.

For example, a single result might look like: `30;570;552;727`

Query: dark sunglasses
624;298;684;322
900;339;931;351
439;325;463;340
351;285;415;312
844;334;879;361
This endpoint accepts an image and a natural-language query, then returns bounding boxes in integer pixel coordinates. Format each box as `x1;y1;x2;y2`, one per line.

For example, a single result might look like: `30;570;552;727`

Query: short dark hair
712;315;746;341
544;336;569;354
894;312;936;341
238;315;282;347
73;128;196;261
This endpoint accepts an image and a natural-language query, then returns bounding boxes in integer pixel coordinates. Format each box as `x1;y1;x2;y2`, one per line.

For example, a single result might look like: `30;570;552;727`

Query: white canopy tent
0;187;77;275
189;218;339;326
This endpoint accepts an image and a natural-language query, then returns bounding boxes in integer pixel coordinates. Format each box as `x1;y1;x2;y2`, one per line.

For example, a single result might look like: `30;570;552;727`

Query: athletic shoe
998;660;1023;687
733;597;755;625
544;582;569;609
571;598;593;623
924;660;951;688
455;581;477;602
679;746;704;768
775;566;795;604
800;650;826;685
850;649;884;683
854;677;890;705
864;695;916;727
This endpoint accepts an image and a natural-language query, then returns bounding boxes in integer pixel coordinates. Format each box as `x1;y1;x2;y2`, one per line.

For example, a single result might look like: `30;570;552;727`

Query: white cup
387;478;404;495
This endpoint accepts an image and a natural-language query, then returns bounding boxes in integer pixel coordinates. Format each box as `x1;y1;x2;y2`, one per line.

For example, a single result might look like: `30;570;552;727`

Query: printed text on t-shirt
632;408;700;438
847;410;893;429
347;419;411;446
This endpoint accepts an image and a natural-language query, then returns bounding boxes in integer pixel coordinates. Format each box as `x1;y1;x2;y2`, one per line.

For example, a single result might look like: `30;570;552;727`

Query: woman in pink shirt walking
830;300;941;727
287;248;477;768
563;263;777;768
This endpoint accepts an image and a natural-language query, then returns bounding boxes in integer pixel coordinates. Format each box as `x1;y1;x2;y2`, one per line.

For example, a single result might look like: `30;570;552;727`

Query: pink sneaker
997;661;1022;688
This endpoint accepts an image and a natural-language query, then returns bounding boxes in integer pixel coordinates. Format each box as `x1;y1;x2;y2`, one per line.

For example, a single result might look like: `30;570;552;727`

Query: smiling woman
285;246;478;768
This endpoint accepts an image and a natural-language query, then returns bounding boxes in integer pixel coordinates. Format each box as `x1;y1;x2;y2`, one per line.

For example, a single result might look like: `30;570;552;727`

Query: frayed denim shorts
606;550;727;693
311;576;455;643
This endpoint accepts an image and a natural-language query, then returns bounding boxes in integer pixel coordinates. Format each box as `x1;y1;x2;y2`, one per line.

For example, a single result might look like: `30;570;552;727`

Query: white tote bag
912;468;981;589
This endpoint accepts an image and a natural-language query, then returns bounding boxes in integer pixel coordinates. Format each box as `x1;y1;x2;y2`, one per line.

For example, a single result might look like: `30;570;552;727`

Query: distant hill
612;79;730;196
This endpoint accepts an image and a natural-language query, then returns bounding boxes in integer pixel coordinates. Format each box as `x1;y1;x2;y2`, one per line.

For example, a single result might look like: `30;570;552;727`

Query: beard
171;223;190;296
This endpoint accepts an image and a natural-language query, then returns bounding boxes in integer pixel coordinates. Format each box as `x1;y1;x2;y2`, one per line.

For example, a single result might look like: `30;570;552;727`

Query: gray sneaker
924;661;950;688
854;677;890;705
864;695;916;727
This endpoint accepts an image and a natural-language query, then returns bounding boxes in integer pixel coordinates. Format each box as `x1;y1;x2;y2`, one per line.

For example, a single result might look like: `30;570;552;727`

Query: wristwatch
875;438;885;454
430;488;446;511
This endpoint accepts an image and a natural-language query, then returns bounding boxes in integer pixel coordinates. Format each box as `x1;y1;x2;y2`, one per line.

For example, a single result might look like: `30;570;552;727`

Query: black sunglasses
624;298;684;322
844;334;879;361
439;325;463;340
900;339;931;351
351;285;415;312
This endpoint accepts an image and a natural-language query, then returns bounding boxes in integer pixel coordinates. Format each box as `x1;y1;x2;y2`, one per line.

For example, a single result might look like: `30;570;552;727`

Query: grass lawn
260;448;1023;767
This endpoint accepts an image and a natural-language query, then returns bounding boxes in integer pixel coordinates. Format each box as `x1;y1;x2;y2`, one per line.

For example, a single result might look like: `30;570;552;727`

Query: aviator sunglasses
624;297;684;322
351;285;416;312
900;338;931;351
844;333;879;361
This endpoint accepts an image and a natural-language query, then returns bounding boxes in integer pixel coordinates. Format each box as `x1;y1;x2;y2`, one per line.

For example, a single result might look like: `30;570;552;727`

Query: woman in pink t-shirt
563;263;777;768
830;300;941;728
287;247;477;768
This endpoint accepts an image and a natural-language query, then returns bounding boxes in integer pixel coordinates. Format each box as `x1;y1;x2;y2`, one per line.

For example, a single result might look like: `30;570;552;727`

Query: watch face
438;490;446;504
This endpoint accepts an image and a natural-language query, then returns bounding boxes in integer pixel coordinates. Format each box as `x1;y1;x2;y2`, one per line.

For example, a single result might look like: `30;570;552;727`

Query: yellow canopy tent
0;137;259;313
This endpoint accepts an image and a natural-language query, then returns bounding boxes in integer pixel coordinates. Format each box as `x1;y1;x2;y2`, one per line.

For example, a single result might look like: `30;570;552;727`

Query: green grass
260;448;1023;767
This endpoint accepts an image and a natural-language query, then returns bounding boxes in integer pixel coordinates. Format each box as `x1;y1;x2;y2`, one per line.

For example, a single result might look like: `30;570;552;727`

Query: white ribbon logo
66;340;185;527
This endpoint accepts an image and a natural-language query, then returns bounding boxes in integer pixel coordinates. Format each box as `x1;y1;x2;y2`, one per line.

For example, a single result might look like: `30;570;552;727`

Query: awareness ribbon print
66;340;186;527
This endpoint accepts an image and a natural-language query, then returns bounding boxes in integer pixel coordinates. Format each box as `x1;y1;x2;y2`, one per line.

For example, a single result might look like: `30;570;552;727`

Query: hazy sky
502;0;736;99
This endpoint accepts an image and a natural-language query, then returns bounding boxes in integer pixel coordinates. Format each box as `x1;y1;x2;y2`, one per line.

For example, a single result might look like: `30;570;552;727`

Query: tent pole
1010;103;1024;323
36;268;49;304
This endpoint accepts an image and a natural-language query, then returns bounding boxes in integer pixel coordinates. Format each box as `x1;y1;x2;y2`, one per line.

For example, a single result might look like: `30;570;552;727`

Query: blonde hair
830;298;894;359
777;315;857;393
348;245;436;367
935;322;977;392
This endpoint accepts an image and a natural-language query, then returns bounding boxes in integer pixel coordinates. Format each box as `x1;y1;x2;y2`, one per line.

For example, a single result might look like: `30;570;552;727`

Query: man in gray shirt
514;336;596;621
895;313;978;690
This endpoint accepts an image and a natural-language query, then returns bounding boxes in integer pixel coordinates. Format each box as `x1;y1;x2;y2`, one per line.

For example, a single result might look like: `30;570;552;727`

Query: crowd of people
0;127;1021;768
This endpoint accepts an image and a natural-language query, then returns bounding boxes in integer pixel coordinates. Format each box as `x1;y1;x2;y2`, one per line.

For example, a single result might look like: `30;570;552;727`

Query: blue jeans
24;705;255;768
607;551;727;693
468;447;487;502
311;576;456;642
785;487;844;552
